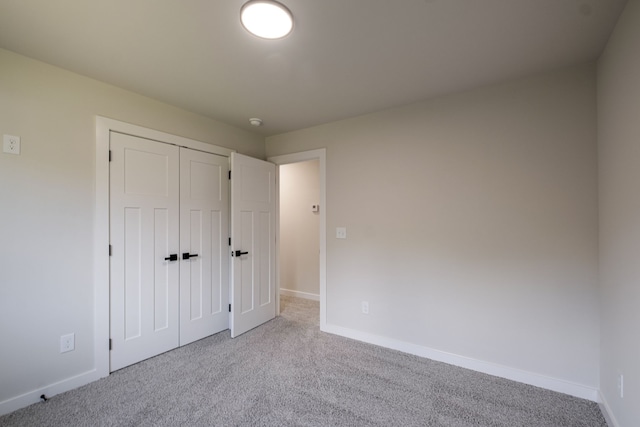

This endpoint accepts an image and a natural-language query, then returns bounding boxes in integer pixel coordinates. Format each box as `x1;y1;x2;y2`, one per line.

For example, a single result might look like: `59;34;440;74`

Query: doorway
268;149;327;329
278;160;320;301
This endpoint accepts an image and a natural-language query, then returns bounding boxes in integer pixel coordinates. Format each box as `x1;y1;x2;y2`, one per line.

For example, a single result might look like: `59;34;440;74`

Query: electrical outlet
361;301;369;315
3;134;21;155
60;333;75;353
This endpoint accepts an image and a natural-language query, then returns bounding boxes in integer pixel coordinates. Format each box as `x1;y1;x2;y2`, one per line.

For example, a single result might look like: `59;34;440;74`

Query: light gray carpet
0;296;606;426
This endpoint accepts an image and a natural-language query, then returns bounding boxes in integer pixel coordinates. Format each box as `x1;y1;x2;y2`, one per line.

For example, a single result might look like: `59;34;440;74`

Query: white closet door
110;132;180;371
179;148;230;345
230;153;276;338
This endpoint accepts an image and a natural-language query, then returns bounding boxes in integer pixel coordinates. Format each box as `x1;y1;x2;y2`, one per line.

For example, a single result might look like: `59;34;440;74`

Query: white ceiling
0;0;628;136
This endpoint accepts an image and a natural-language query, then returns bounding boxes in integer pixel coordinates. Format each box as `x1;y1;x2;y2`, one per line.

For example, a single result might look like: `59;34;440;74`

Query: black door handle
182;253;199;260
164;254;178;261
233;250;249;257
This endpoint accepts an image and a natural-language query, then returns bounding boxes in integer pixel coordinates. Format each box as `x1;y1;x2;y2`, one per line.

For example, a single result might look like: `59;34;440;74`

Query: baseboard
280;288;320;301
322;323;599;402
598;391;620;427
0;369;101;416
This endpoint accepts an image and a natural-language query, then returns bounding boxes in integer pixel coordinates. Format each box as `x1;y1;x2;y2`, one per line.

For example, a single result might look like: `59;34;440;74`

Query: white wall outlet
3;134;21;155
60;333;75;353
361;301;369;314
336;227;347;239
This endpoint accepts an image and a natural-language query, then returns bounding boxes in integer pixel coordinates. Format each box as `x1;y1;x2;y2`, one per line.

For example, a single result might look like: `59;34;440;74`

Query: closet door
179;148;230;345
109;132;180;371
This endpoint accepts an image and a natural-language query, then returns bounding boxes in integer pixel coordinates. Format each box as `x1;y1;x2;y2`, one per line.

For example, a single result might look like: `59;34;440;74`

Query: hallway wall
279;160;320;299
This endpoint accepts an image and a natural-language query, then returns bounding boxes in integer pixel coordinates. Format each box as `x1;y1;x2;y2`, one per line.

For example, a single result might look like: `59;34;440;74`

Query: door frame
268;149;327;330
94;116;233;378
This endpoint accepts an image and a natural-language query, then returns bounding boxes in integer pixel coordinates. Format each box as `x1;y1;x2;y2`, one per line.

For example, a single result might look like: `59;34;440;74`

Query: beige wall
266;63;600;389
2;35;623;414
0;48;263;406
279;160;320;298
597;1;640;425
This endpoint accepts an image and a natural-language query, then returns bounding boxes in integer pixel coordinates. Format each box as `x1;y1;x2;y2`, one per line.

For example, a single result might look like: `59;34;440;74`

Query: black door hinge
228;237;231;246
109;339;112;350
228;304;231;313
228;170;231;180
109;150;112;162
109;245;112;256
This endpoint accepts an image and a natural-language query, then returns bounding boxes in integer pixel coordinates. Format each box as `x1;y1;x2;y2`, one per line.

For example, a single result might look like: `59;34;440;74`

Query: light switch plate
336;227;347;239
3;135;21;155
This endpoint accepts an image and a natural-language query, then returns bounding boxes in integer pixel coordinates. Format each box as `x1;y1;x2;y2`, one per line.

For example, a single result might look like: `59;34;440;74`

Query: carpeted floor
0;296;607;426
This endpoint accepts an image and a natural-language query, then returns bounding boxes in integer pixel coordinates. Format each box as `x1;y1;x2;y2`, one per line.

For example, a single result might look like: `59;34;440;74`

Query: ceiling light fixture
240;0;293;39
249;118;263;126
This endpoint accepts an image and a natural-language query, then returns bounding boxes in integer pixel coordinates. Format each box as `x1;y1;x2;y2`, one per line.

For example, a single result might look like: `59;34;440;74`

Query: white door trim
95;116;234;378
267;149;327;331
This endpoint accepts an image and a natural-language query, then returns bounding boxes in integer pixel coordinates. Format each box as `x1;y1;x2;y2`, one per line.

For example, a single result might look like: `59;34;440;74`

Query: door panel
153;208;171;331
230;153;276;338
123;207;142;340
110;132;180;371
179;148;229;345
258;211;272;306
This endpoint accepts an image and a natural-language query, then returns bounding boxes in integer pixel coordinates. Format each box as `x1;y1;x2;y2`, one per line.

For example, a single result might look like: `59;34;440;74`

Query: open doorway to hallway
269;148;326;329
278;159;320;302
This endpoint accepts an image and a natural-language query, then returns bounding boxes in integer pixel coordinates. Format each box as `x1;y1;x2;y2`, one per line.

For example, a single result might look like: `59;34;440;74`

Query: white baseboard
0;369;101;416
322;323;599;402
280;288;320;301
1;325;604;418
598;391;620;427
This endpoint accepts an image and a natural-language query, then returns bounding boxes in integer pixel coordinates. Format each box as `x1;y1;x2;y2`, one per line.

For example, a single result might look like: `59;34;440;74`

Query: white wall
0;41;614;415
279;160;320;299
266;64;600;396
0;48;263;410
597;1;640;425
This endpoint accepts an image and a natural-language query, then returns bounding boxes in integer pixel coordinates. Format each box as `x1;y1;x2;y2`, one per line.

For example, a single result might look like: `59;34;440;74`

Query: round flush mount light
249;118;263;127
241;0;293;39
